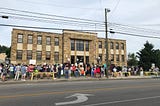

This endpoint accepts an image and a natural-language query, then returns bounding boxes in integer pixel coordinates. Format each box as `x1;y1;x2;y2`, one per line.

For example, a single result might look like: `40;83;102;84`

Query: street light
105;8;110;78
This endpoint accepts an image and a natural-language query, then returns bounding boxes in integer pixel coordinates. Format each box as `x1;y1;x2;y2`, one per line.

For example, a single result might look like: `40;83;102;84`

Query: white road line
82;95;160;106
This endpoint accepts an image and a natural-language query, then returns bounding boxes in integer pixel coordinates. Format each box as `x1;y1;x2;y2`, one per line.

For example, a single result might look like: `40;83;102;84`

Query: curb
0;76;155;85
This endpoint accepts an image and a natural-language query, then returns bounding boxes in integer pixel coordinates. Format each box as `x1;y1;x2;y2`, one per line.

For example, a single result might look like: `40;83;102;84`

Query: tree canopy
0;45;10;58
136;41;160;71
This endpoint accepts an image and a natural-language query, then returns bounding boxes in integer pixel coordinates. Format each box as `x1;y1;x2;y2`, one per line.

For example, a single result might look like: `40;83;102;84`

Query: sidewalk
0;76;155;84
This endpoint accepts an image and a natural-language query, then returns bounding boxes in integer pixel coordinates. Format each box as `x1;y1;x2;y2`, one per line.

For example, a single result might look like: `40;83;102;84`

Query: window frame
46;51;51;60
54;52;59;62
16;50;23;60
27;50;32;60
71;39;75;51
27;34;33;44
46;36;51;45
54;37;59;46
36;51;42;60
17;34;23;43
37;35;42;45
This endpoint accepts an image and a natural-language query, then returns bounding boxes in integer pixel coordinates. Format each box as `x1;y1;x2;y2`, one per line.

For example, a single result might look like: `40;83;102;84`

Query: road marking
82;95;160;106
0;84;160;99
55;93;93;105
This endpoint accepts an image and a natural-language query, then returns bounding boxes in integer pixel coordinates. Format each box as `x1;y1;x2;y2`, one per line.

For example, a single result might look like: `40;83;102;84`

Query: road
0;79;160;106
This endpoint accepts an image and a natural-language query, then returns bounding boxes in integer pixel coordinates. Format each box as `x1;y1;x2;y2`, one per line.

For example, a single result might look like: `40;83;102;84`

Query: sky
1;0;160;54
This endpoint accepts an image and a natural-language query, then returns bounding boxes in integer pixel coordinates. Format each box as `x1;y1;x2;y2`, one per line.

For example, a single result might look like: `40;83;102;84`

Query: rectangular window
116;55;119;61
85;41;89;51
99;41;102;48
17;34;23;43
37;35;42;45
55;37;59;46
46;36;51;45
116;42;119;49
27;34;33;44
71;39;75;51
27;50;32;60
122;55;125;62
111;54;114;61
46;51;51;60
110;42;114;49
86;56;89;64
76;40;84;51
16;50;23;60
54;52;59;62
121;43;124;50
36;51;42;60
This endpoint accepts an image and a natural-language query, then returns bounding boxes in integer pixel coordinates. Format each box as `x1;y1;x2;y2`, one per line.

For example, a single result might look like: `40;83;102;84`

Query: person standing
21;64;27;81
14;64;21;80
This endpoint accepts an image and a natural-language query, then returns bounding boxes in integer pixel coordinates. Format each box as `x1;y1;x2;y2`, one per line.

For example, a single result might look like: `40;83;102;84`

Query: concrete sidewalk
0;76;156;84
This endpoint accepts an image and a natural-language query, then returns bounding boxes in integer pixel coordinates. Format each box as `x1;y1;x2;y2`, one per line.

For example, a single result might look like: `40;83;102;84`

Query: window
110;42;114;49
121;43;124;50
85;41;89;51
116;55;119;61
111;54;114;61
16;50;23;60
116;42;119;49
99;41;102;48
46;51;51;60
54;52;59;62
28;34;33;44
46;36;51;45
55;38;59;46
36;51;42;60
121;55;125;62
27;50;32;60
17;34;23;43
76;40;84;51
37;35;42;45
71;40;75;51
86;56;89;64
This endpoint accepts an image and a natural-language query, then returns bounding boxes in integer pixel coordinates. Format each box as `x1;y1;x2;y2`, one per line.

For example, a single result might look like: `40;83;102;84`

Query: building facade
11;28;127;66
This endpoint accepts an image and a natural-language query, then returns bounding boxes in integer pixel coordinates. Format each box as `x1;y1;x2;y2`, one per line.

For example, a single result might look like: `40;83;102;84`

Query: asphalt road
0;79;160;106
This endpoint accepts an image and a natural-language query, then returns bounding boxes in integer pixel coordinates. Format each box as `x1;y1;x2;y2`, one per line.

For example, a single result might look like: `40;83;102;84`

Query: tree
0;45;11;58
127;53;138;67
137;41;155;71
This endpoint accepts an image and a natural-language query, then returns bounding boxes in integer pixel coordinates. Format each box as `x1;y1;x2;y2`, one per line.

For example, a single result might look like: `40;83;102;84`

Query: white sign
55;93;93;106
29;60;36;65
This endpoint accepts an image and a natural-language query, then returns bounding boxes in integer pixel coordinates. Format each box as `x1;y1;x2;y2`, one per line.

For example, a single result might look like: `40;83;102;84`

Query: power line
0;7;103;23
1;23;160;40
1;7;160;36
0;11;104;26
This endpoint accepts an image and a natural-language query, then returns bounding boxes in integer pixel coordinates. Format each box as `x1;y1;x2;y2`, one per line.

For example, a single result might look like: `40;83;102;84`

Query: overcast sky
1;0;160;54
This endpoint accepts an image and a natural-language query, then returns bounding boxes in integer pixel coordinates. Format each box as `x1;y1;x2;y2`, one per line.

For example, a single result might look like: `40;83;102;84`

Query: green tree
0;45;11;58
137;41;155;71
127;53;138;67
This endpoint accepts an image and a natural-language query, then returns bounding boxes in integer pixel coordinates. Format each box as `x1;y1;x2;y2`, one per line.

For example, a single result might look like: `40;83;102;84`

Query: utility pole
105;8;110;78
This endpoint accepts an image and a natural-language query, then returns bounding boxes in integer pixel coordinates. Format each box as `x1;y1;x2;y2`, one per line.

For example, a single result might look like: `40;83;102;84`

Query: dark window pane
36;51;42;60
16;50;23;60
71;40;75;51
27;50;32;60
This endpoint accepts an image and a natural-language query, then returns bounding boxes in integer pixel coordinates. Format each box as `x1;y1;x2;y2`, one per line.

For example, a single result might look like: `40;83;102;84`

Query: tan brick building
11;28;127;66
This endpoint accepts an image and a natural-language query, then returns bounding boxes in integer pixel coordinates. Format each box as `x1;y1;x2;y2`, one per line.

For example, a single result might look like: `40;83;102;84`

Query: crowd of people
0;62;159;81
0;62;107;81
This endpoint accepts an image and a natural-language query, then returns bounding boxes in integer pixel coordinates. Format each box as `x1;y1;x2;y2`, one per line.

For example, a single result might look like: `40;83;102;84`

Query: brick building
11;28;127;66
